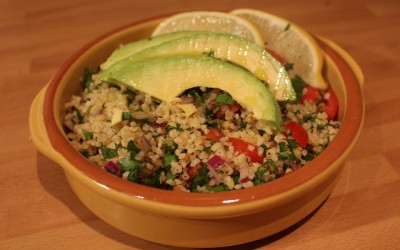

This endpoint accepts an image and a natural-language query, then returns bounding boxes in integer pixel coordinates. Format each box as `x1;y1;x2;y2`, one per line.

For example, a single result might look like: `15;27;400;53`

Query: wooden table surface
1;0;400;249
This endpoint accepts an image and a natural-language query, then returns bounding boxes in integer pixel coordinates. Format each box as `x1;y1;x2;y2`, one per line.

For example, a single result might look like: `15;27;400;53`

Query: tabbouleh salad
63;68;340;193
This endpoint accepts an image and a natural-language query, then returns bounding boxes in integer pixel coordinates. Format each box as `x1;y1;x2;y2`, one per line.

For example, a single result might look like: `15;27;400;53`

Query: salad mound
63;11;340;192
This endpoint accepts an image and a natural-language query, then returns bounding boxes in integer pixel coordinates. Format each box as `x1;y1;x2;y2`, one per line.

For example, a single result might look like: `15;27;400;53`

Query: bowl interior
42;16;364;207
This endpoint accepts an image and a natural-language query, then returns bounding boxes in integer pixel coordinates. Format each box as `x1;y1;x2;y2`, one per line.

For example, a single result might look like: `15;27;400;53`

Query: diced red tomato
228;138;264;163
266;48;286;65
187;164;202;182
322;87;339;120
205;128;225;142
211;99;242;119
301;85;320;103
228;101;241;113
284;121;308;147
136;168;154;179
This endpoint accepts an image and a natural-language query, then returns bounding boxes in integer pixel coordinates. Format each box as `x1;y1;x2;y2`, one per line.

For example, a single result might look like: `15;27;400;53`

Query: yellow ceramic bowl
29;15;364;248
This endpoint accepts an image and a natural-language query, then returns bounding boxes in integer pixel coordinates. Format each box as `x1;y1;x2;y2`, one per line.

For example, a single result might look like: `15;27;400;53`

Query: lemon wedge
231;8;327;89
152;11;264;47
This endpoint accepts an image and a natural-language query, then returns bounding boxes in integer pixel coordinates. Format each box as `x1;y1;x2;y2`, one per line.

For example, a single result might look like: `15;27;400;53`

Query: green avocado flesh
101;55;283;130
102;31;295;101
100;31;210;70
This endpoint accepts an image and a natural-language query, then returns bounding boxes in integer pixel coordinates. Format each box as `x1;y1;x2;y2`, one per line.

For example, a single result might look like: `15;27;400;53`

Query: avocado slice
101;31;211;70
102;55;283;130
102;32;295;101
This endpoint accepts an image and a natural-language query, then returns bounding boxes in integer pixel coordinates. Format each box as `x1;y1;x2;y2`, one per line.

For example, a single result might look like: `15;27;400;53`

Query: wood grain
1;0;400;249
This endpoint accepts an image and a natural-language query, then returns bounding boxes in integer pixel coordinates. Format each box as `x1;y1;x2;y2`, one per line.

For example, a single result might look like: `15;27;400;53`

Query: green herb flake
176;123;184;132
255;168;268;179
287;139;297;149
206;184;227;192
203;49;215;57
291;75;306;103
284;63;294;71
81;150;89;158
303;152;316;161
203;147;212;155
239;122;247;130
122;112;132;121
127;170;138;182
122;89;136;95
82;67;99;91
304;115;316;123
166;171;176;180
288;152;298;162
101;147;118;159
165;125;174;133
215;93;234;107
317;124;326;130
75;109;83;124
260;144;269;155
127;140;140;152
162;141;178;155
118;158;140;172
285;22;291;31
190;164;210;192
82;130;93;140
126;97;133;106
166;123;184;133
188;88;205;107
258;129;266;136
278;154;288;161
265;158;279;177
163;154;176;167
86;105;93;115
279;142;287;152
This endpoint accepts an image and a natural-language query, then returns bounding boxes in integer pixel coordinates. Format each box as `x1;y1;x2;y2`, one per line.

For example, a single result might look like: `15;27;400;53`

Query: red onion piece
105;161;121;176
155;121;167;127
290;162;300;171
239;166;249;183
240;176;250;183
179;94;195;104
208;155;225;169
137;135;151;153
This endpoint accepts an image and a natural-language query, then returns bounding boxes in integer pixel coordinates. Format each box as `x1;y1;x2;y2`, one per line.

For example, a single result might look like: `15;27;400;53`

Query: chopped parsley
101;147;118;159
215;93;234;106
126;140;140;159
239;122;247;130
265;158;279;178
291;75;306;103
253;168;268;185
74;108;83;124
82;67;99;91
82;130;93;140
122;112;131;121
279;142;287;152
258;129;266;136
260;144;269;155
303;152;316;161
190;164;210;192
81;150;89;158
287;139;297;149
166;123;184;133
163;154;176;167
203;147;212;155
187;88;205;107
206;184;227;192
118;158;140;172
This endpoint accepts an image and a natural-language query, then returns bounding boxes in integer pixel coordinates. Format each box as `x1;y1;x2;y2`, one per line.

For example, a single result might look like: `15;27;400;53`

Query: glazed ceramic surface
29;15;364;248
